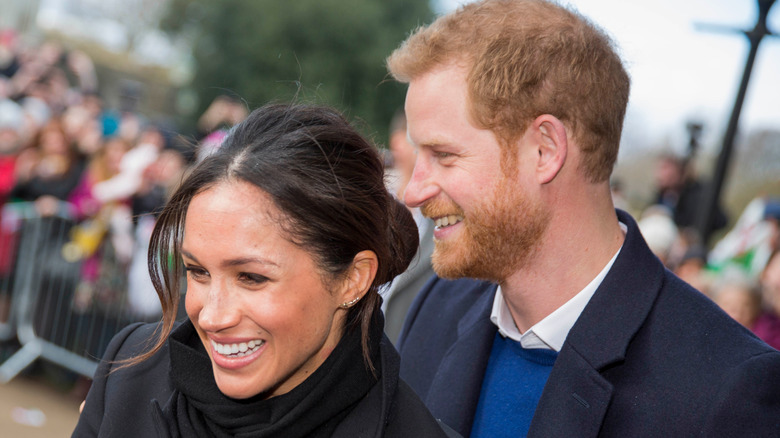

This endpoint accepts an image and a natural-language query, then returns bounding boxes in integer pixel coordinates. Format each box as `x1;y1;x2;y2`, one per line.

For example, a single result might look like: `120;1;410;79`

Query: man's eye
434;151;454;159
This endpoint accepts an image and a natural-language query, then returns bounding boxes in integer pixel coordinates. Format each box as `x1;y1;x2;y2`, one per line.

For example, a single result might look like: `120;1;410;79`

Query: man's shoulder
655;271;776;358
402;276;495;333
618;272;780;434
418;276;495;310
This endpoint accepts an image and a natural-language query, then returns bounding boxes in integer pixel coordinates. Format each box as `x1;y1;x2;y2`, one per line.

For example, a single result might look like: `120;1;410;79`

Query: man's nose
403;159;438;208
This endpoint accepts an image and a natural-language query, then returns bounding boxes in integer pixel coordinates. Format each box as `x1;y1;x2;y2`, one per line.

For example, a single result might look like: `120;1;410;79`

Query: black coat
73;322;459;438
398;210;780;437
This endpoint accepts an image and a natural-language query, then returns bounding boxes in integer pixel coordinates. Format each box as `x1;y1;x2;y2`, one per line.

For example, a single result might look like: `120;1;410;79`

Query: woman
10;117;85;213
73;104;457;437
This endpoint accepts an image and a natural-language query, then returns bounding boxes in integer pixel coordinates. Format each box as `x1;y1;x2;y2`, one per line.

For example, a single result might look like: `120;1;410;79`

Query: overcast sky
434;0;780;156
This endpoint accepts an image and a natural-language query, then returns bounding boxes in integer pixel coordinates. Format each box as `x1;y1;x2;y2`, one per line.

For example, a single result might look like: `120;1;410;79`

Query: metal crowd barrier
0;202;135;383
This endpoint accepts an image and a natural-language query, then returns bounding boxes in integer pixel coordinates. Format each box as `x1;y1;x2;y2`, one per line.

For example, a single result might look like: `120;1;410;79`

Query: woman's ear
339;250;378;308
533;114;568;184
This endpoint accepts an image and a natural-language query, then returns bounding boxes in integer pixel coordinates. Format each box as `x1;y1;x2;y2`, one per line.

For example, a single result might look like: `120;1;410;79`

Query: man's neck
499;206;625;333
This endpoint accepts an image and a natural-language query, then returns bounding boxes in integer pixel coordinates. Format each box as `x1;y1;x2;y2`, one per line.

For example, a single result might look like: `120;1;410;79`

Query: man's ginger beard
422;176;549;282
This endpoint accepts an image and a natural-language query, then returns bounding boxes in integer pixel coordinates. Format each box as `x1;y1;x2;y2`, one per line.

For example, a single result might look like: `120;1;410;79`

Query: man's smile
432;214;464;230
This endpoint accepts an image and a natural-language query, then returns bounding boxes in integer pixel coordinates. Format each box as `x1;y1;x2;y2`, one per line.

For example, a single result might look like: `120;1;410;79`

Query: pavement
0;372;82;437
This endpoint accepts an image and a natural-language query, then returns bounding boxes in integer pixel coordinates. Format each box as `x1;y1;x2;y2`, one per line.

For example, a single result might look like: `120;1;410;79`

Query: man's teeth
434;215;464;229
211;339;264;357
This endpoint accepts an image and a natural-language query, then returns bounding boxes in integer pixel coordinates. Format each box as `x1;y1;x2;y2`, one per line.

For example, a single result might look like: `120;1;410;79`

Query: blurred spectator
0;98;24;319
0;29;21;80
65;50;98;94
20;96;52;143
195;95;247;161
66;136;130;242
765;199;780;255
674;244;711;296
712;277;762;330
126;146;186;320
91;124;165;204
653;153;727;234
385;109;416;200
65;137;131;310
754;250;780;350
10;118;85;216
637;205;679;267
708;197;778;279
62;95;104;158
0;99;24;201
380;109;435;343
197;94;247;138
610;179;631;213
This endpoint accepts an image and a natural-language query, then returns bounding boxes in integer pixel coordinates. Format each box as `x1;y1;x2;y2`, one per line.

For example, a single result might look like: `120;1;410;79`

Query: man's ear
339;250;378;308
533;114;568;184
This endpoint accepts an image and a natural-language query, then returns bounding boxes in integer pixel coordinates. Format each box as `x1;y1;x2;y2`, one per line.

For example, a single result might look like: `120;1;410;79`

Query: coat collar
563;209;664;369
427;281;498;435
529;209;665;437
332;331;399;438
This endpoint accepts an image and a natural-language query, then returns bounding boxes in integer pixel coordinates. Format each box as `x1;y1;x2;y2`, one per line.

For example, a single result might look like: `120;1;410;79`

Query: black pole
696;0;776;246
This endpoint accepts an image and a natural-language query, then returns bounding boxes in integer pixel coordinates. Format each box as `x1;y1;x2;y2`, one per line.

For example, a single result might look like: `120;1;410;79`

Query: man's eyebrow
417;140;452;150
180;250;279;268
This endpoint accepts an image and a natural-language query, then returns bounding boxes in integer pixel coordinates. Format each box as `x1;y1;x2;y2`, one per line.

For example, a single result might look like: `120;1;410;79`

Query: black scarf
153;318;381;438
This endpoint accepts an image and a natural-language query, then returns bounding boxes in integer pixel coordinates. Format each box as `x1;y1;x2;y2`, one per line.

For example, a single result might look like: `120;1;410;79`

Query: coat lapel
425;284;497;436
529;210;665;437
528;347;613;437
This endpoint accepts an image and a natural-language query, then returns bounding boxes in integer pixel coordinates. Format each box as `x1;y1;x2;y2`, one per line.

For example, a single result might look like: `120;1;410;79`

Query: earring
341;296;361;309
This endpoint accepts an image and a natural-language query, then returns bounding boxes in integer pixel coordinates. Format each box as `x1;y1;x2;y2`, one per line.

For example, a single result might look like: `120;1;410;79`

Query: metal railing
0;202;136;383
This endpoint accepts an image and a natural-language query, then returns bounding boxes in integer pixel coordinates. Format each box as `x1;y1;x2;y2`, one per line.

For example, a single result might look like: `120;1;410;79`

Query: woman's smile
209;337;268;371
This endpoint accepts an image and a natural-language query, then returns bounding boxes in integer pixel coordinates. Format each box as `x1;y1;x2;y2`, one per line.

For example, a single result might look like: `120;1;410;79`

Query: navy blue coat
398;210;780;437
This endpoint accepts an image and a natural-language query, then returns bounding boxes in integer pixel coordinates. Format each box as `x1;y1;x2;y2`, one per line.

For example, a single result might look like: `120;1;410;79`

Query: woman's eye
239;273;268;285
185;266;209;280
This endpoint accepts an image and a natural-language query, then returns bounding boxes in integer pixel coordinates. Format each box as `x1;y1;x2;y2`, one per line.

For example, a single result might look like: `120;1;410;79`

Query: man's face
403;64;548;282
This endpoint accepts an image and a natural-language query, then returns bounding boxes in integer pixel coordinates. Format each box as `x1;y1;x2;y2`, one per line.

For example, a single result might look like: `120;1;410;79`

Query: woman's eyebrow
221;257;279;268
181;249;279;268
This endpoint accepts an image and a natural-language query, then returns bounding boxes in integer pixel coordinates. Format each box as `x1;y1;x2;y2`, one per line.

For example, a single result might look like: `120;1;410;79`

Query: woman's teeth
434;215;464;229
211;339;264;357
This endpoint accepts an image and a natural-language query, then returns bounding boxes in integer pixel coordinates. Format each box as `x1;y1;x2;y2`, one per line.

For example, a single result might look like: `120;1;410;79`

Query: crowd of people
0;30;192;325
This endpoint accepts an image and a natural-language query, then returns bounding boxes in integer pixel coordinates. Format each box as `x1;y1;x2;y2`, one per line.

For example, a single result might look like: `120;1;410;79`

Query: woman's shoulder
385;380;462;438
92;321;173;397
102;322;169;361
74;322;176;437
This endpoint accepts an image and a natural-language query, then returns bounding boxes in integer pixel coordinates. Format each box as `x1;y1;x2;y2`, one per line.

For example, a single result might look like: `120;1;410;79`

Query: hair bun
385;197;419;281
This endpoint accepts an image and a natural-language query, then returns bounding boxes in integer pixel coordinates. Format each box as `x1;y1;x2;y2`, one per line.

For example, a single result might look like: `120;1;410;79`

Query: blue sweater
471;333;559;438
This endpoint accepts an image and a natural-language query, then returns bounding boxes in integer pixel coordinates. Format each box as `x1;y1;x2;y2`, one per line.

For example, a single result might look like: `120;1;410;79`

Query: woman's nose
194;286;241;332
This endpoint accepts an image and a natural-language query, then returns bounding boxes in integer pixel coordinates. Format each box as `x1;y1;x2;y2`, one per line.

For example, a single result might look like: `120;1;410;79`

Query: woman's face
40;127;68;155
182;180;348;400
102;139;126;175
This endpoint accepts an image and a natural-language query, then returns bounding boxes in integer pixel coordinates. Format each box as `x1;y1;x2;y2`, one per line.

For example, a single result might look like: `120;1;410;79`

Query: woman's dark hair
136;103;419;368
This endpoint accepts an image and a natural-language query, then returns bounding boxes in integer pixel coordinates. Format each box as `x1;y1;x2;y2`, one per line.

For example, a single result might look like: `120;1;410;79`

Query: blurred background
0;0;778;436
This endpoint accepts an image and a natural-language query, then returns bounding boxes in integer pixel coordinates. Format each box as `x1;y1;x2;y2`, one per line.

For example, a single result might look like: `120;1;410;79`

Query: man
386;1;780;437
381;110;435;343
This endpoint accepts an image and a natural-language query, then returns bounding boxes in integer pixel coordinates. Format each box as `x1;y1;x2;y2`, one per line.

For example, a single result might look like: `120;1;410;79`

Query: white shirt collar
490;222;627;351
